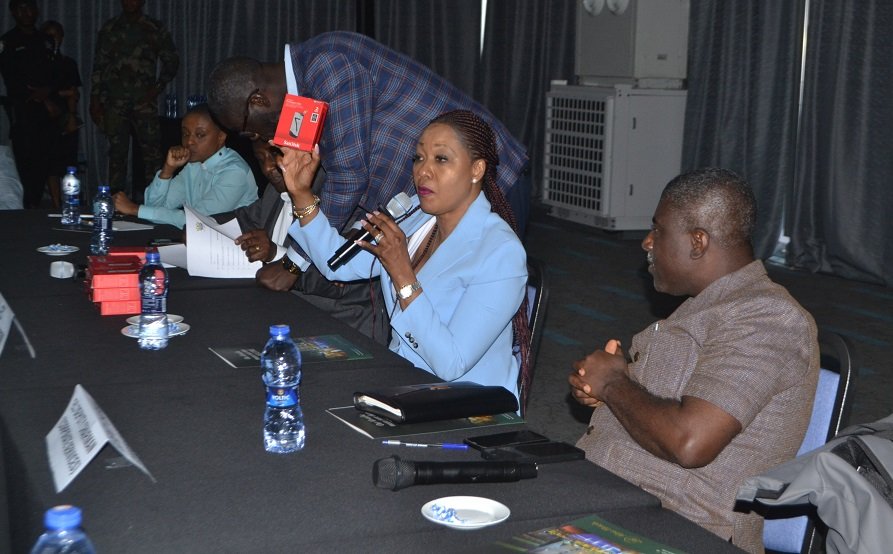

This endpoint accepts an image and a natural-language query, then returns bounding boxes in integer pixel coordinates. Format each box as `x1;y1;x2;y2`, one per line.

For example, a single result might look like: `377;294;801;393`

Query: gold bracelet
292;195;320;220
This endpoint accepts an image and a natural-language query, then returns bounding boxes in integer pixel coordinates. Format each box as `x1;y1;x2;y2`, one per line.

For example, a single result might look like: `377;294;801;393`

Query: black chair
762;328;855;554
516;256;550;417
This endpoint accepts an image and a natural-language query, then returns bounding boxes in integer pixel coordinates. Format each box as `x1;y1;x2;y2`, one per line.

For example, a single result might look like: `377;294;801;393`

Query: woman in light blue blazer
279;110;530;401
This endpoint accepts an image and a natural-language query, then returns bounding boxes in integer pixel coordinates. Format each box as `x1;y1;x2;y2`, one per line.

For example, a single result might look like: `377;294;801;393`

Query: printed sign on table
46;384;155;492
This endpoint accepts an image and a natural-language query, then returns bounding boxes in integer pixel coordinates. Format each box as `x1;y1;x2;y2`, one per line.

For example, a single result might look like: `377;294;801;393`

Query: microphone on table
327;192;418;271
372;455;538;491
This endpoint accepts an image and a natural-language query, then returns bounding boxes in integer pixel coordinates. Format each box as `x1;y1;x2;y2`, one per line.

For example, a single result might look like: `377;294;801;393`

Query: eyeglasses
239;88;269;142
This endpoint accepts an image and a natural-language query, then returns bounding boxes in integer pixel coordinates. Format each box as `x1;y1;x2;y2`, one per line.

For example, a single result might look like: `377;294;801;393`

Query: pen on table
48;214;94;219
381;440;469;450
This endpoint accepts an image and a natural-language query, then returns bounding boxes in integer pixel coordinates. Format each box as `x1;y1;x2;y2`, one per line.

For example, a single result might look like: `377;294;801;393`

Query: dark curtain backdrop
0;0;356;190
372;0;481;98
682;0;804;259
476;0;576;194
789;0;893;286
0;1;574;202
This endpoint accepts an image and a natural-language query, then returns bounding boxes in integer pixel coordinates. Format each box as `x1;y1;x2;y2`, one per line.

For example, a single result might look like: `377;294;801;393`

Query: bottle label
266;386;298;407
95;216;111;231
141;296;166;312
62;181;80;195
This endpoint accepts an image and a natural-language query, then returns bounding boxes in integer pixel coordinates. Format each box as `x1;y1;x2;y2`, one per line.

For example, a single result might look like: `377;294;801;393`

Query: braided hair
428;110;532;409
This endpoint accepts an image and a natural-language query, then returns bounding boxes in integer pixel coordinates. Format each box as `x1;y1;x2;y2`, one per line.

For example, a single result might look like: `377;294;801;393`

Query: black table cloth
0;210;743;553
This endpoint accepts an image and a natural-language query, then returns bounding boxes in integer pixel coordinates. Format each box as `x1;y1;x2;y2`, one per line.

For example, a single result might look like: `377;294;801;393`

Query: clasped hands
568;339;627;408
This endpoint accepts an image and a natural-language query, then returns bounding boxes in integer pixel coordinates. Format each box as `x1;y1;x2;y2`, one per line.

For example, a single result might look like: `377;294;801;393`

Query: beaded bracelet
292;195;321;220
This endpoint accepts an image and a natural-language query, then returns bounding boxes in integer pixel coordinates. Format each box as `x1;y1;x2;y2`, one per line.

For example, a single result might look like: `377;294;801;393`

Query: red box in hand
272;94;328;152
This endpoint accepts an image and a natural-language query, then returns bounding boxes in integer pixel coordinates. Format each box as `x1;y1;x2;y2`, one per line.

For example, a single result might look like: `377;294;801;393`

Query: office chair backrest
516;257;549;417
763;329;854;554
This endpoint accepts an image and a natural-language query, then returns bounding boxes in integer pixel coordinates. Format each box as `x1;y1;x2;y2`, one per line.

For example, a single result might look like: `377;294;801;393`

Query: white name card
0;292;12;355
46;384;155;492
0;292;36;359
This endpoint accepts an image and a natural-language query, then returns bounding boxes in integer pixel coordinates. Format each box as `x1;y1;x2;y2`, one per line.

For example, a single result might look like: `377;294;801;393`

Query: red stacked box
86;254;144;315
107;245;148;263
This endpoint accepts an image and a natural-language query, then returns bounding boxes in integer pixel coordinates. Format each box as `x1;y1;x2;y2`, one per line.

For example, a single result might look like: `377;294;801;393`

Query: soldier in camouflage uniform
89;0;178;201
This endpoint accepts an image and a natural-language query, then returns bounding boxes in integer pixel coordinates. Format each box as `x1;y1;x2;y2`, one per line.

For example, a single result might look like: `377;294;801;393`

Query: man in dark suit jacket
215;141;389;345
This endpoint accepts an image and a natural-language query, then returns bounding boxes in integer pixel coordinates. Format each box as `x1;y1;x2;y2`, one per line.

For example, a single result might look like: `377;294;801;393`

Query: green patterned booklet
480;513;686;553
326;406;523;439
209;334;372;368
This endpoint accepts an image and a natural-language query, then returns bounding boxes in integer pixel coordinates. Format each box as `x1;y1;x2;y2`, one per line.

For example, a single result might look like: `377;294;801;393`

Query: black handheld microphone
372;455;538;491
327;193;416;271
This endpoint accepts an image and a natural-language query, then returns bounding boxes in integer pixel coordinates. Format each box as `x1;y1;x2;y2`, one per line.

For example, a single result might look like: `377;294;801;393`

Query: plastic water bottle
138;250;169;350
261;324;305;453
89;185;114;255
30;505;96;554
60;166;81;225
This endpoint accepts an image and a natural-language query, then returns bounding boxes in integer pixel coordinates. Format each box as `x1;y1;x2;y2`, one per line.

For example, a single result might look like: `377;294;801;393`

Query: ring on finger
374;233;385;243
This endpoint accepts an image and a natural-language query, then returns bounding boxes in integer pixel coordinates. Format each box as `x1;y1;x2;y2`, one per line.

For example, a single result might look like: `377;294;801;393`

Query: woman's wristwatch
281;256;302;275
396;280;422;300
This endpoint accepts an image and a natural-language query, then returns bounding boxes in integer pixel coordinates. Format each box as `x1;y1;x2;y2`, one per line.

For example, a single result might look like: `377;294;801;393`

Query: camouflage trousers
97;99;161;199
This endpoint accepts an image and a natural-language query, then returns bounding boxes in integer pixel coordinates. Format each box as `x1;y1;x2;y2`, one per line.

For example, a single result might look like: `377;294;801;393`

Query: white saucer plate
421;496;510;530
37;244;79;256
121;322;190;339
127;314;184;326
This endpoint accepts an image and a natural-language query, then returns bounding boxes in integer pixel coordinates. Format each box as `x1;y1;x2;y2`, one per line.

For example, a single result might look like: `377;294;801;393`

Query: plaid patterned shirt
287;31;528;237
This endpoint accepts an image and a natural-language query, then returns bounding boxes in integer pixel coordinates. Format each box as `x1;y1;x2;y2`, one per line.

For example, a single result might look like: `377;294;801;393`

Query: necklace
411;223;439;270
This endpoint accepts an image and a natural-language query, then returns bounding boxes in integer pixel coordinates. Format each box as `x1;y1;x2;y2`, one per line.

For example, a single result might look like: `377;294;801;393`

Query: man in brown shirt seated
569;168;819;553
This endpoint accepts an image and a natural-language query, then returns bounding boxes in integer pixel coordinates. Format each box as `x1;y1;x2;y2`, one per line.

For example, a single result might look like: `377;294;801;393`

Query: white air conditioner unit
576;0;690;87
541;84;686;231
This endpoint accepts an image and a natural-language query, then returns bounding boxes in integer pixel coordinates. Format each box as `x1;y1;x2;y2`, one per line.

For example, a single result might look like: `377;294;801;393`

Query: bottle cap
98;185;110;193
66;166;77;174
44;505;82;530
145;251;161;263
269;324;290;336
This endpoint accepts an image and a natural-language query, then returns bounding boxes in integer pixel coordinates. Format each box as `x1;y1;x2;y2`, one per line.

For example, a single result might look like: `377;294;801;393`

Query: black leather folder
353;381;519;424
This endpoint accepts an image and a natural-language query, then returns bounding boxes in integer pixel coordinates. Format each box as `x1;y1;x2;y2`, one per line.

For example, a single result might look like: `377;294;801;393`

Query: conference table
0;210;743;552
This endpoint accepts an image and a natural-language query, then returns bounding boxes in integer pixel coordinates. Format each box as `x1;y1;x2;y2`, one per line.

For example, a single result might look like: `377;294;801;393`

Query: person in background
227;141;292;264
280;109;530;401
0;0;55;209
569;168;819;552
90;0;179;202
206;31;530;299
214;141;389;344
41;20;81;210
113;104;256;229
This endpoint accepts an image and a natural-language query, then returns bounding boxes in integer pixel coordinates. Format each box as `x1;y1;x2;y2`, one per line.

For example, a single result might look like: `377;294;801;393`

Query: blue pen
381;440;469;450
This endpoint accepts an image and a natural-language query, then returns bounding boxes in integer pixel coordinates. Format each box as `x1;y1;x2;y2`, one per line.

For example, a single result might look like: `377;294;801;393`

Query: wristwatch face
397;281;420;300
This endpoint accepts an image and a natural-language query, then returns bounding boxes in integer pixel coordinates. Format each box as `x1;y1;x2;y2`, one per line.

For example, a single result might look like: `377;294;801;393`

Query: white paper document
158;243;187;269
46;384;155;492
112;220;155;231
183;205;261;278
